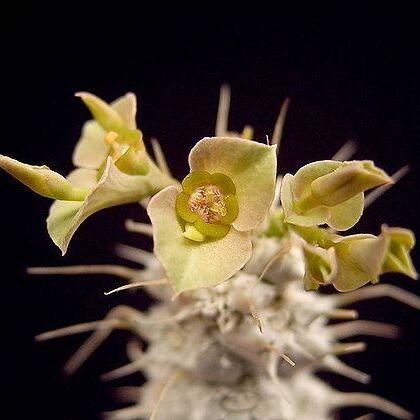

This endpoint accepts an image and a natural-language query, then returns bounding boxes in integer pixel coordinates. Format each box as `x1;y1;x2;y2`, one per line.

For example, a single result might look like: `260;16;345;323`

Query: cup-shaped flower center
96;129;148;179
176;171;239;242
188;184;227;224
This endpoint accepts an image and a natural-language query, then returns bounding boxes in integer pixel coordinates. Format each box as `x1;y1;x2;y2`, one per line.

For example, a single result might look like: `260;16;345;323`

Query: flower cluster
0;91;416;295
0;93;175;254
2;88;418;419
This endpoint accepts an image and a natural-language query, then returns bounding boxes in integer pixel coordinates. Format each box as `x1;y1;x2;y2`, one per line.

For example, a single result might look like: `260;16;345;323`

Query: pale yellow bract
148;136;277;292
0;92;175;254
281;160;392;231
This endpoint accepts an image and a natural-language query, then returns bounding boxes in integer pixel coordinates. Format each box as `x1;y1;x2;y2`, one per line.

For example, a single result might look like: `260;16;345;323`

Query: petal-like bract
148;186;252;292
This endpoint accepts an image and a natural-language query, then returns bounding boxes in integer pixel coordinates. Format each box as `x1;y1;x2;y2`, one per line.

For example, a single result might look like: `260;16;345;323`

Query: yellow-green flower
148;137;277;292
301;240;337;291
265;209;417;292
281;160;392;230
332;224;417;291
73;92;148;176
0;92;174;254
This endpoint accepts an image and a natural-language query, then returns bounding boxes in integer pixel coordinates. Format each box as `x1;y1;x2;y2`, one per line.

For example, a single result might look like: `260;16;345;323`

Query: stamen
188;185;227;223
104;131;119;144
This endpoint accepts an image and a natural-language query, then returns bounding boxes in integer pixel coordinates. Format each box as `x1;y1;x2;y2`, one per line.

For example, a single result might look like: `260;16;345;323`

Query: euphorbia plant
1;87;418;419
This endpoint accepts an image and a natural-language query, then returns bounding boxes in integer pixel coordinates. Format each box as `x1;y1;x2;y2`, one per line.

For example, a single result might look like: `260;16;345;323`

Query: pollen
104;131;119;145
188;184;227;223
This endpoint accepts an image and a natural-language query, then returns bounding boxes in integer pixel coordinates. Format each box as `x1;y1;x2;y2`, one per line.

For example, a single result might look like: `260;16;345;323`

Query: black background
1;7;420;420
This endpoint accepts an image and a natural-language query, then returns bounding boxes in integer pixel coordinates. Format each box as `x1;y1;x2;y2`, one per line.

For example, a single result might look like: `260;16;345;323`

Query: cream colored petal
280;174;294;215
292;160;340;197
327;193;364;231
189;137;277;231
46;200;85;251
330;233;375;244
147;186;252;292
310;160;392;206
345;236;387;278
66;168;98;189
302;243;337;291
72;93;137;169
111;92;137;130
281;174;329;227
380;225;418;279
285;208;330;227
281;161;377;231
47;157;175;254
76;92;126;132
72;120;109;169
333;257;372;292
333;234;387;291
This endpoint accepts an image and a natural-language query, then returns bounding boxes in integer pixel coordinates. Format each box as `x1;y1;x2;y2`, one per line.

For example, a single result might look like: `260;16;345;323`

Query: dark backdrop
1;8;420;420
